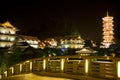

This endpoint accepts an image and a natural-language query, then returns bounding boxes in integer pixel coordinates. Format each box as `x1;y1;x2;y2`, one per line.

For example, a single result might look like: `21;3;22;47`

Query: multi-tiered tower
101;12;114;48
0;21;18;48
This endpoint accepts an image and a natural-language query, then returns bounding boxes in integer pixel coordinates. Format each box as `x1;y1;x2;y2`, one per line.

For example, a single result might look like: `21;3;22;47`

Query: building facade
18;35;41;49
43;35;85;49
0;21;18;48
59;35;84;49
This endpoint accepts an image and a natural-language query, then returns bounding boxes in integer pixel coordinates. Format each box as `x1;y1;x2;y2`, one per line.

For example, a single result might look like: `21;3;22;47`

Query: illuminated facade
0;21;18;48
44;38;57;48
101;12;114;48
59;35;84;48
19;35;41;48
43;35;84;49
75;47;97;56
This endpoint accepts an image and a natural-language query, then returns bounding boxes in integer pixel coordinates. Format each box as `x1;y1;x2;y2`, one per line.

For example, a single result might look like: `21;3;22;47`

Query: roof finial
107;11;109;17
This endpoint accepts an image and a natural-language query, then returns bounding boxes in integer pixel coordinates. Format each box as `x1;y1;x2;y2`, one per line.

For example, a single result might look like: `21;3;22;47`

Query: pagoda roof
58;35;83;40
20;35;41;41
1;21;16;30
75;47;97;54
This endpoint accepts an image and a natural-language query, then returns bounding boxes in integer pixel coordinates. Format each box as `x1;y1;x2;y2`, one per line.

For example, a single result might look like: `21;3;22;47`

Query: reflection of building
0;21;18;48
101;12;114;48
59;35;84;48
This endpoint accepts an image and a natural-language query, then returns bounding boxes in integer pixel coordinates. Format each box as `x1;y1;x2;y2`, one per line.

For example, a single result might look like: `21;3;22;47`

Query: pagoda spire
107;11;109;17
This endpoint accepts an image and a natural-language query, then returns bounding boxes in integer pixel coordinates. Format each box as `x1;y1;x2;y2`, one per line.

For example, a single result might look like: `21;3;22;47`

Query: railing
0;55;120;80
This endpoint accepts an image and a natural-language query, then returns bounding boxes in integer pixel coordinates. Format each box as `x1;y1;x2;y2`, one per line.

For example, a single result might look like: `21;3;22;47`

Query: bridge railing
0;55;120;79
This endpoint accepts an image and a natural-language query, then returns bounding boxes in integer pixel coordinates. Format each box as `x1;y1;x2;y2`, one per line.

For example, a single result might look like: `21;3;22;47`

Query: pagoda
101;12;114;48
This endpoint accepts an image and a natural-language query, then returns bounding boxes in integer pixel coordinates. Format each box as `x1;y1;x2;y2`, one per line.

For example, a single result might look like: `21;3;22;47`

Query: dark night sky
0;0;120;43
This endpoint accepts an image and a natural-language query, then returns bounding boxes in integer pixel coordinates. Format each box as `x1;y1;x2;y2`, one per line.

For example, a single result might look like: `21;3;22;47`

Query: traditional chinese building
75;47;97;56
101;12;114;48
44;38;57;48
58;35;84;48
18;35;41;48
0;21;18;48
43;35;85;49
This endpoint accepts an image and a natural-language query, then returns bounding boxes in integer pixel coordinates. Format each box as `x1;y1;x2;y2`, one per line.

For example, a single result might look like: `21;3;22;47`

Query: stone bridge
0;56;120;80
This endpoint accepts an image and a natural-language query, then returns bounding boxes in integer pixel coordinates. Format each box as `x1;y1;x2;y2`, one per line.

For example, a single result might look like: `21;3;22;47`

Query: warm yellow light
43;59;46;70
30;45;38;48
118;61;120;78
77;36;81;39
20;64;22;72
101;12;114;48
2;21;15;29
30;61;32;71
9;36;15;41
0;29;8;34
61;59;64;72
85;59;89;74
10;67;14;74
64;44;69;48
0;74;2;79
107;56;109;60
10;30;16;34
4;71;7;77
26;60;30;63
0;42;6;47
1;35;7;40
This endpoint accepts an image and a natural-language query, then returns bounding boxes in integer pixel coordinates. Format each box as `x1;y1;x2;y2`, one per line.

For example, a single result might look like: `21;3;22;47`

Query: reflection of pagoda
0;21;18;48
101;12;114;48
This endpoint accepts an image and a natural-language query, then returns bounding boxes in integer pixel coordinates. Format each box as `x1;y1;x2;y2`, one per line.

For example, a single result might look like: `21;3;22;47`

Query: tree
84;39;92;47
108;39;120;57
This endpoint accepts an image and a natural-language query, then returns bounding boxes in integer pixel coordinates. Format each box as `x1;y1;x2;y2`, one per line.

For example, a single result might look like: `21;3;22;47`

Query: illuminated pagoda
101;12;114;48
0;21;18;48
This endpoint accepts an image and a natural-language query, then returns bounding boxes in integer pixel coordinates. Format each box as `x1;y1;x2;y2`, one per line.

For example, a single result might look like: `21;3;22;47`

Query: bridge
0;55;120;80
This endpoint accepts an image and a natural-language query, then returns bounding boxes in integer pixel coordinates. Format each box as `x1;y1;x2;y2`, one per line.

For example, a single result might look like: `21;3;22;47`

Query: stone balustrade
0;55;120;80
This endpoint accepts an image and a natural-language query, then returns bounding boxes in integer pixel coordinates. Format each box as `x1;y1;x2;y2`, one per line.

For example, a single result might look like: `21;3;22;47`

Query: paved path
2;72;107;80
2;73;72;80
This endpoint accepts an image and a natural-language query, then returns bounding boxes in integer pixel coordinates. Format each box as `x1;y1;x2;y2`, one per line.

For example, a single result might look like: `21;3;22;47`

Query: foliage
8;47;23;67
84;39;93;47
96;39;120;57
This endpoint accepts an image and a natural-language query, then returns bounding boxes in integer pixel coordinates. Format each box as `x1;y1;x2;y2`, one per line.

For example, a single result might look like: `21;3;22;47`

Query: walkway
2;72;106;80
2;73;72;80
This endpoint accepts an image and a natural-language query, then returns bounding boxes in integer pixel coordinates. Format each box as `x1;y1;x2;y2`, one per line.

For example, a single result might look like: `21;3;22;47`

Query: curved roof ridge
1;21;16;29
